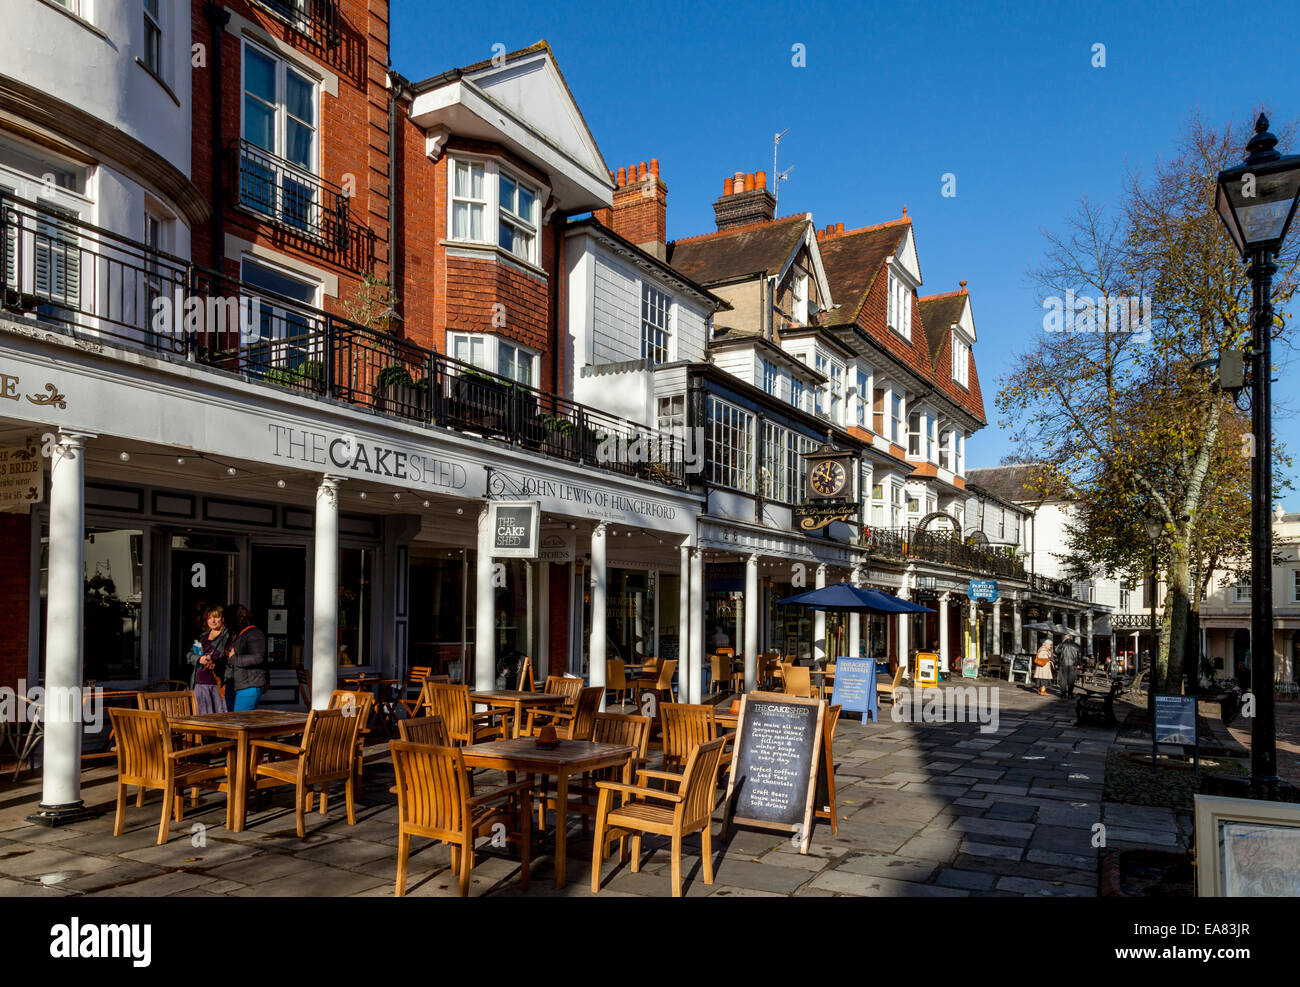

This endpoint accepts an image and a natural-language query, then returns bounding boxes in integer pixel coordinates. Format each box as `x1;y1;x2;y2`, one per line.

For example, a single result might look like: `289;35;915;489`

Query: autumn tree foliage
998;114;1298;691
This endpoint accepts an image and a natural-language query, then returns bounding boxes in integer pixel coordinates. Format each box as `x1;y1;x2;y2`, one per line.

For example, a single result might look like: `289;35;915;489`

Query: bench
1076;679;1123;726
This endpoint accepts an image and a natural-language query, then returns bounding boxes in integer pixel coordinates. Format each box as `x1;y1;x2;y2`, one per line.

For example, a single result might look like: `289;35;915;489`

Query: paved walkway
0;680;1204;897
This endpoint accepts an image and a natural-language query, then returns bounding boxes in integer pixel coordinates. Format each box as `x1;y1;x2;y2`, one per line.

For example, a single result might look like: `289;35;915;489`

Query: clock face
809;459;847;497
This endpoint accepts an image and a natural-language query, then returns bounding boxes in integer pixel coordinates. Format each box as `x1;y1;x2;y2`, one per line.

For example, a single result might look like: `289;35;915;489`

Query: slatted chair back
659;703;716;770
296;669;312;708
544;675;584;709
420;681;473;744
678;737;727;831
783;665;814;698
567;686;604;741
591;712;652;761
390;741;469;839
302;708;360;778
110;707;172;787
397;715;449;746
137;690;198;718
715;647;734;658
328;689;374;729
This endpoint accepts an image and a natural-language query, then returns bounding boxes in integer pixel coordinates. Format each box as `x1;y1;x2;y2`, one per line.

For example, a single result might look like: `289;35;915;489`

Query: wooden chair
516;656;535;692
630;656;662;692
390;741;531;897
606;660;630;706
397;665;434;718
329;688;375;795
782;665;818;698
708;654;731;696
250;707;361;838
137;690;201;805
296;669;312;709
397;715;449;745
544;712;652;836
639;658;677;706
420;681;510;745
519;676;585;737
876;665;906;703
591;737;727;897
656;703;733;783
143;679;189;693
109;707;234;845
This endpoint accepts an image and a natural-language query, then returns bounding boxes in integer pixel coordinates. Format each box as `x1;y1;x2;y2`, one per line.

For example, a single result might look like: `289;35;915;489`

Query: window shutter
1;192;16;291
36;204;79;305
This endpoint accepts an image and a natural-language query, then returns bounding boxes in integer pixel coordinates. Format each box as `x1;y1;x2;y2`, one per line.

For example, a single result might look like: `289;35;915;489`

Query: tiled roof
816;220;909;329
920;291;986;425
666;215;808;284
966;464;1066;505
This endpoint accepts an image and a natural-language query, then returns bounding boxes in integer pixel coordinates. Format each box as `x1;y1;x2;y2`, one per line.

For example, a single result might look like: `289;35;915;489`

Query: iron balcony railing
251;0;340;47
862;524;1031;581
0;191;689;489
229;139;351;250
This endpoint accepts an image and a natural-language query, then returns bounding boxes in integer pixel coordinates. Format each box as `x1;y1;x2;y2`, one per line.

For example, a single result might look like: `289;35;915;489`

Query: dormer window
887;273;912;340
793;271;809;325
951;332;970;387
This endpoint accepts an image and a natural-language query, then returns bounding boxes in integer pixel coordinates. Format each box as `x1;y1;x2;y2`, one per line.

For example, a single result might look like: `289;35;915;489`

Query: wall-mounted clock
809;458;847;497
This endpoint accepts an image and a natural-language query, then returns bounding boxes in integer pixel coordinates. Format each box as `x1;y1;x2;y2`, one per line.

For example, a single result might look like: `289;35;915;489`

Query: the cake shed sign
491;501;540;558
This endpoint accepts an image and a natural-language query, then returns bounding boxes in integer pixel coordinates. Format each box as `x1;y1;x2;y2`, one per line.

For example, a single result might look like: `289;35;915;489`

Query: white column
688;547;704;703
1086;610;1094;658
898;579;911;676
476;507;496;691
537;560;550;684
938;592;951;672
311;475;343;710
1013;600;1024;652
678;542;690;669
814;563;827;664
590;523;607;710
744;554;759;691
993;600;1003;656
848;565;862;658
40;431;92;814
525;562;536;661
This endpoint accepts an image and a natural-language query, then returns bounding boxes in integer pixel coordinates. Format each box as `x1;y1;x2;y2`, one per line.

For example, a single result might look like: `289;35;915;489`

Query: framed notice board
723;692;826;854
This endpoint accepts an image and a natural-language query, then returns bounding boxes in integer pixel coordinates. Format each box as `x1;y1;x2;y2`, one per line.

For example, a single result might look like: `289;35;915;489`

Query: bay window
143;0;163;76
447;156;542;265
448;331;538;386
707;397;754;492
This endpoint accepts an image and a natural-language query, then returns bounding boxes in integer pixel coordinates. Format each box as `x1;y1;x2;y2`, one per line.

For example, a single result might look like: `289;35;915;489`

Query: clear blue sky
393;0;1300;508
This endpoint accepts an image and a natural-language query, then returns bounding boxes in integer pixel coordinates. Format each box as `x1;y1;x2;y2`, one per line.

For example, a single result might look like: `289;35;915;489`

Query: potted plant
374;363;424;416
263;359;324;391
450;366;511;434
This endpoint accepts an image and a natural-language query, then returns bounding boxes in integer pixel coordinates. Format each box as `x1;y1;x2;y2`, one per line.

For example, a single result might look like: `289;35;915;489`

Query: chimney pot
650;158;659;177
722;177;732;195
734;171;745;192
756;170;767;189
837;222;844;233
617;167;627;187
960;280;968;293
744;173;756;192
638;162;647;181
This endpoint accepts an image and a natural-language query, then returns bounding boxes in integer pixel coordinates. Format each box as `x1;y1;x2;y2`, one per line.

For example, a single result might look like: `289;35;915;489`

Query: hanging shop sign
538;530;575;563
487;466;695;536
968;578;999;602
489;501;539;558
793;500;859;532
0;439;42;511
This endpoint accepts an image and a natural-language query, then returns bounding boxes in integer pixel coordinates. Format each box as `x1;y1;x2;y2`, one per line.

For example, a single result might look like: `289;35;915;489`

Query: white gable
956;295;976;344
893;225;922;285
464;51;608;186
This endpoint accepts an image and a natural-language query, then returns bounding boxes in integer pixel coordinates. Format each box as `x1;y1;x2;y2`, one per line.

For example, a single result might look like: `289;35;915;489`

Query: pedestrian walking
1056;636;1080;698
1033;637;1054;697
189;604;230;714
224;604;268;711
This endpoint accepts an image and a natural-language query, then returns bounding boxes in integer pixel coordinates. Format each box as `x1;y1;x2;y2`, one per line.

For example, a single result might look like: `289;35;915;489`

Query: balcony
250;0;340;48
229;139;353;252
0;191;690;490
862;524;1028;580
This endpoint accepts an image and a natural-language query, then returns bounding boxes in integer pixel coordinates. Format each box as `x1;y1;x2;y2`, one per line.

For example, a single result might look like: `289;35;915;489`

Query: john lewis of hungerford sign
490;501;540;558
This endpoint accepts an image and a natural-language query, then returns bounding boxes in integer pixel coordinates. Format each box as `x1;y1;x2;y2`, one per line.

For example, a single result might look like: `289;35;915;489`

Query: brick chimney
592;159;668;260
713;169;775;231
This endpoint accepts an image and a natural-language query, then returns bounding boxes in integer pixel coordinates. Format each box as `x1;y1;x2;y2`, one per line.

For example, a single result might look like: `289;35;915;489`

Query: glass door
169;535;239;683
250;544;307;671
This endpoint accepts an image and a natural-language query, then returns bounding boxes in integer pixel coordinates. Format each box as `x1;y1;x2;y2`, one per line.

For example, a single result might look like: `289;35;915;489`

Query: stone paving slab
0;682;1204;897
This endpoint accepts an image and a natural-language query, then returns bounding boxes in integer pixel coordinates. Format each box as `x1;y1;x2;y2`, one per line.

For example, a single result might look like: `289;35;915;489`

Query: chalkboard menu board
1008;655;1032;684
831;657;878;721
723;692;825;854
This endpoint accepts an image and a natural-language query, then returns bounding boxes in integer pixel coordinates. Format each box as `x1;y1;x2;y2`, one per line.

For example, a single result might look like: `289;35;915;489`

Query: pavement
0;679;1204;898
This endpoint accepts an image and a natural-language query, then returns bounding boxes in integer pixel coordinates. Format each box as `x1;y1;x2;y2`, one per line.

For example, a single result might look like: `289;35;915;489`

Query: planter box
375;382;425;417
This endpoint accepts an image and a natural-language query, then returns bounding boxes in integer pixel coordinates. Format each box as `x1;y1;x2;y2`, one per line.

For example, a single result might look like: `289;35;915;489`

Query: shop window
409;551;471;676
337;547;373;668
250;544;306;671
40;525;145;683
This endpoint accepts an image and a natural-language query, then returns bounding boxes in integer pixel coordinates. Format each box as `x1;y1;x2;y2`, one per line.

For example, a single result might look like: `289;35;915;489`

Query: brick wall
593;161;666;255
0;512;31;691
189;0;392;308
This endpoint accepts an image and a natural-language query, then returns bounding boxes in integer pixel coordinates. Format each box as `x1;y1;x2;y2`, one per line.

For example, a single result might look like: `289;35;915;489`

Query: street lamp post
1142;514;1162;692
1215;113;1300;799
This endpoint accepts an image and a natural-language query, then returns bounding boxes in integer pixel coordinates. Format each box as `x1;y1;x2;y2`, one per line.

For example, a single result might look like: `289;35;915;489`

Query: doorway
169;535;239;682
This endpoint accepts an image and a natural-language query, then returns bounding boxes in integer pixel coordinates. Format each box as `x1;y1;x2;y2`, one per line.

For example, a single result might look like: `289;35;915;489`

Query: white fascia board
410;80;613;212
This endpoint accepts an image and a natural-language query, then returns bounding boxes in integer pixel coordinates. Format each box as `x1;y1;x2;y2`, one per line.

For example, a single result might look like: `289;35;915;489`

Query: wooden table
460;738;635;888
344;676;403;734
469;690;566;739
168;710;308;832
